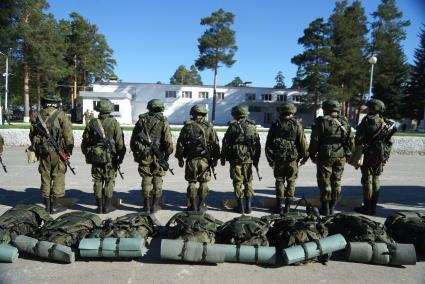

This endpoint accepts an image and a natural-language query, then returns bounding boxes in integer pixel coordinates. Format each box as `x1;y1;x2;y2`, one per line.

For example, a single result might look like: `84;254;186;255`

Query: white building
80;82;310;127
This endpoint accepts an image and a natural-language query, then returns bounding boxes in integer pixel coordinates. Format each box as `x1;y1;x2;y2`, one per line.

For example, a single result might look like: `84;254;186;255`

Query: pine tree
226;76;244;87
189;65;202;85
170;65;190;84
274;71;286;89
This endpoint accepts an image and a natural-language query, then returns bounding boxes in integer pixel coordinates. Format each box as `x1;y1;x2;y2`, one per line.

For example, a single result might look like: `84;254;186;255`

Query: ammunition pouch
86;145;112;165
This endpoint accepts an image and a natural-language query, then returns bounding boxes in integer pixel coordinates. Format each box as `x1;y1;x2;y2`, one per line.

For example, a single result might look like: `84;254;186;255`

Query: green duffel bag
79;238;146;258
385;212;425;253
217;215;270;246
0;243;19;263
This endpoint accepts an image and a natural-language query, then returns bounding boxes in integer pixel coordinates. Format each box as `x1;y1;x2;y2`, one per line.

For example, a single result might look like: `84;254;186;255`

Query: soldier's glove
178;159;184;168
220;159;225;166
66;145;73;156
253;160;259;168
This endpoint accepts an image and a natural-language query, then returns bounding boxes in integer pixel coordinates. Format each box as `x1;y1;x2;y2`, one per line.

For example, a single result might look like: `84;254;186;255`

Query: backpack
85;118;114;165
0;204;52;244
319;115;349;159
33;110;63;156
226;119;258;163
323;213;393;244
217;215;270;246
89;212;158;240
271;118;298;162
36;211;102;247
165;212;223;244
385;211;425;253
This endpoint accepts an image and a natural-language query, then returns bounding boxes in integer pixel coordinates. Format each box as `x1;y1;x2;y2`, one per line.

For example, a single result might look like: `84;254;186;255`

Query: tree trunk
212;67;218;122
36;73;41;111
72;54;77;108
23;45;30;122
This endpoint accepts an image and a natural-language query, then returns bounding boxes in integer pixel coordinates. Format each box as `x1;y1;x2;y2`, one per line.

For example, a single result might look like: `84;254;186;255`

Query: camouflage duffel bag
36;211;102;247
90;212;158;240
165;212;223;244
385;211;425;253
217;215;270;246
323;213;393;244
266;213;327;249
0;204;52;244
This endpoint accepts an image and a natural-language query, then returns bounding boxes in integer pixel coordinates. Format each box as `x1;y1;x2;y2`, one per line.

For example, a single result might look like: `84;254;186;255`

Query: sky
48;0;425;88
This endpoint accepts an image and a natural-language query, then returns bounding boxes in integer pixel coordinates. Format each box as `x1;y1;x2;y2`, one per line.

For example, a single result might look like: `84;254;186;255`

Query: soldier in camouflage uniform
266;103;308;213
221;105;261;214
355;99;395;215
175;105;220;212
29;94;74;214
81;99;126;214
309;100;354;216
130;99;173;213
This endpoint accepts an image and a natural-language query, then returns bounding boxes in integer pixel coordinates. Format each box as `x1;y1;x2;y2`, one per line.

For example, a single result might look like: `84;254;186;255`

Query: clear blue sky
48;0;425;88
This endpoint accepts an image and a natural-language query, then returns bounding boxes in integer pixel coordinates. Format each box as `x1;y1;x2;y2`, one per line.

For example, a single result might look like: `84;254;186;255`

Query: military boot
329;200;337;215
320;201;330;216
50;197;66;214
283;198;291;213
234;198;245;214
96;198;103;214
143;196;151;212
245;197;252;214
355;200;371;215
371;192;379;216
103;197;116;214
198;196;207;212
43;198;51;213
151;196;162;213
187;197;197;211
270;197;283;213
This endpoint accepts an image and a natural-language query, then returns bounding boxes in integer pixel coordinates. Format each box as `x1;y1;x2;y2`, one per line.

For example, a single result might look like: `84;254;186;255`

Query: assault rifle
32;122;76;175
91;121;124;179
0;156;7;173
191;135;217;180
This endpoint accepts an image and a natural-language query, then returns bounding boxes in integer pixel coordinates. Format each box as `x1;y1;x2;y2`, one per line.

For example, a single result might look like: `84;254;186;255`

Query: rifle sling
95;119;107;139
37;109;59;135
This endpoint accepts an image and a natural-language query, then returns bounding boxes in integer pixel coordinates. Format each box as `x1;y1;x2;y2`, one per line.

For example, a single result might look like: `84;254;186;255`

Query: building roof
80;91;132;99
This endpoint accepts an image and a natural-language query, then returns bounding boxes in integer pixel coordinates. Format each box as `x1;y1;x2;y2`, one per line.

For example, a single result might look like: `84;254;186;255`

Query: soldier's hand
178;159;184;168
66;145;73;156
383;160;387;166
253;160;259;168
220;159;225;166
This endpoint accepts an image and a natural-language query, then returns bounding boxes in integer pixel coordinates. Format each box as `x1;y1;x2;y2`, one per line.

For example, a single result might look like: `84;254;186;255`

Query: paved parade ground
0;146;424;284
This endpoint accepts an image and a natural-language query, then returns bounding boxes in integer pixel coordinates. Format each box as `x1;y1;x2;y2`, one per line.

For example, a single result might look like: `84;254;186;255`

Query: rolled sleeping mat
223;244;276;265
0;243;19;263
13;235;74;263
388;243;416;266
78;238;146;258
160;239;226;264
346;242;373;263
371;243;390;265
282;234;347;265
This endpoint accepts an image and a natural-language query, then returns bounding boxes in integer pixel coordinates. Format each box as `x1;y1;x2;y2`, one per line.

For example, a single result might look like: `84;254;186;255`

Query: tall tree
274;71;286;89
291;18;332;117
189;64;203;85
226;76;244;87
405;24;425;121
170;64;203;85
370;0;410;119
195;8;238;121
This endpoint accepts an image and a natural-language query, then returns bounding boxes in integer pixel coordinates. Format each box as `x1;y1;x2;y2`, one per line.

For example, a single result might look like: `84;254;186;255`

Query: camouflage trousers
316;158;346;202
273;160;298;198
229;163;253;198
138;157;165;198
38;152;66;198
185;158;211;198
91;163;117;199
360;162;384;201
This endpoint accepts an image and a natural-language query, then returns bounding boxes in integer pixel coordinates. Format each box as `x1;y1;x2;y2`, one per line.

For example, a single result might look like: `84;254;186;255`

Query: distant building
80;82;311;127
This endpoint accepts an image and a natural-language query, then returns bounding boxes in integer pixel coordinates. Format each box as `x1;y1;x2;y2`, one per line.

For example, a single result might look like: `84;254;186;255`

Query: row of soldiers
21;94;394;217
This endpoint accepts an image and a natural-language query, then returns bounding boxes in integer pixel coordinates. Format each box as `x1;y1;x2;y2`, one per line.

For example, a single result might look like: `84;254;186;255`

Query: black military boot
103;197;116;214
151;196;162;213
271;197;283;213
43;198;51;213
198;196;207;212
371;192;379;216
320;201;330;216
50;197;66;214
283;198;291;213
234;198;245;214
144;196;151;212
96;198;103;214
245;197;252;214
355;200;371;215
329;200;337;215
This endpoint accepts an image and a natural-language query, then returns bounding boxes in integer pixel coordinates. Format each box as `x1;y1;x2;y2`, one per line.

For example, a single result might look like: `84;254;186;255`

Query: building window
248;106;261;112
182;91;192;98
261;94;272;101
292;95;301;102
165;90;177;98
245;93;256;101
199;92;209;99
264;113;274;124
114;104;119;112
216;92;224;100
277;94;287;102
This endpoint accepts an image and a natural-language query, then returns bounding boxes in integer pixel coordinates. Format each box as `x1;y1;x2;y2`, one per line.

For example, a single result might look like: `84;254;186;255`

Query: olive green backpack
164;212;223;244
0;204;52;244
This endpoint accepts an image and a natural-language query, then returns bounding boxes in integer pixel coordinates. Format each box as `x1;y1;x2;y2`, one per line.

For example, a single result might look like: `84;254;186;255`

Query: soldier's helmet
231;105;249;118
277;103;297;114
147;99;164;112
190;104;208;116
366;99;385;113
95;99;114;114
322;100;340;112
41;93;62;107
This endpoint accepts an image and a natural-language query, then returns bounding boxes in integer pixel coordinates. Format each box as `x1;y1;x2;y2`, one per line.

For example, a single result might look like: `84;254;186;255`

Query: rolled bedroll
222;244;276;264
282;234;347;265
78;238;146;258
0;243;19;263
160;239;226;263
13;235;74;263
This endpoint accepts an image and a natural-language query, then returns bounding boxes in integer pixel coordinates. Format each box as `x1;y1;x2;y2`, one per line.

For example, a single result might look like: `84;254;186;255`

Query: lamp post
368;55;377;100
0;50;10;124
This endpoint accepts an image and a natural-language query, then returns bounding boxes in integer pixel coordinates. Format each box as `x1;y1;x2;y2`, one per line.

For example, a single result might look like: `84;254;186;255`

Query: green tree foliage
292;18;332;116
405;24;425;121
370;0;410;119
195;8;237;121
170;64;202;85
274;71;286;89
226;76;244;87
189;65;203;85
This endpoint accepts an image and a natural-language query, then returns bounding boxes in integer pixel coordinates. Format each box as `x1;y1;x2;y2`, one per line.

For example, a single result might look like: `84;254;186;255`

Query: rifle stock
0;156;7;173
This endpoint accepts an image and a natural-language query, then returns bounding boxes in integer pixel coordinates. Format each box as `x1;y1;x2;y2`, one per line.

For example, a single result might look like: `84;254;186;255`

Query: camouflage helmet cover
190;104;208;116
366;99;385;113
42;93;62;103
322;100;340;112
95;99;114;113
147;99;164;112
231;105;249;118
277;103;297;114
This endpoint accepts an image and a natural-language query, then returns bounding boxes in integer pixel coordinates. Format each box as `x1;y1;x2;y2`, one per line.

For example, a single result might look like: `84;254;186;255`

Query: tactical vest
362;115;391;163
217;215;270;246
85;117;116;165
323;213;393;244
385;212;425;253
33;108;63;156
165;212;223;244
319;115;349;159
272;118;298;162
0;204;52;244
36;211;102;247
226;119;257;163
183;120;214;159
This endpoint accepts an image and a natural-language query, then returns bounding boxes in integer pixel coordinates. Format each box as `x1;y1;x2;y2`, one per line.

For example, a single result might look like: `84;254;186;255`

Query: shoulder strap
95;119;106;139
